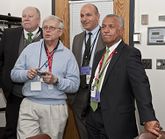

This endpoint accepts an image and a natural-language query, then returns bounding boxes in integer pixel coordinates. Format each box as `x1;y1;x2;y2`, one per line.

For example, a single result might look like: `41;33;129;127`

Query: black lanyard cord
38;40;60;70
83;27;100;64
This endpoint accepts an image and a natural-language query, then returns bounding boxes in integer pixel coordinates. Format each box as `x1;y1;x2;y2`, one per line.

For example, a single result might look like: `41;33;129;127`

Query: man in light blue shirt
11;15;80;139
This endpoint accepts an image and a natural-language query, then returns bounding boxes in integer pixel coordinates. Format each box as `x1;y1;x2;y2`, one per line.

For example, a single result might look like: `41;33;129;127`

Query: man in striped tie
86;14;161;139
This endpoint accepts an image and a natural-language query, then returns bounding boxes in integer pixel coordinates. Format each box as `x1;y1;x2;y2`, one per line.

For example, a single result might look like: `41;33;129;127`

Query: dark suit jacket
0;27;42;99
70;30;105;139
90;41;157;139
71;31;105;109
72;31;105;67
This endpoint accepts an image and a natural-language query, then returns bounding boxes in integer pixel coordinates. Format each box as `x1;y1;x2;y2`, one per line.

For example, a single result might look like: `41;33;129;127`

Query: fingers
42;72;55;84
144;121;162;137
27;69;56;84
27;68;37;79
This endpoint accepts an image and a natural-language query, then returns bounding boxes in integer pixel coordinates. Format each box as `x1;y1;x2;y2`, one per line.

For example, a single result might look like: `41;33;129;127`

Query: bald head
80;4;100;31
81;4;99;15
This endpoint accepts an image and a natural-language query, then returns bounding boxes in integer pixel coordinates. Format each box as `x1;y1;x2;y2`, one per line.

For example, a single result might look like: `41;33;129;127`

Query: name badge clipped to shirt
86;74;91;84
90;85;100;102
80;66;91;75
31;81;41;91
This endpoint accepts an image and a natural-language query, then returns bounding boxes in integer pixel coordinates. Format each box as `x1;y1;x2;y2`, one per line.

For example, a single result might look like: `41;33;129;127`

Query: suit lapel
12;27;23;55
95;34;105;53
76;32;85;67
102;41;124;86
91;49;105;81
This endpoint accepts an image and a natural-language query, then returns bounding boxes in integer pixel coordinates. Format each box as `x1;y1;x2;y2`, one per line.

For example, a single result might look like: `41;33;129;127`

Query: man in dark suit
71;3;105;139
0;6;42;139
86;14;161;139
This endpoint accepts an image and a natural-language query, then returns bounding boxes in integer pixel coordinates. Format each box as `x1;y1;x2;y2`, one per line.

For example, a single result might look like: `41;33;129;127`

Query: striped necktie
82;32;92;66
90;47;110;111
27;32;33;43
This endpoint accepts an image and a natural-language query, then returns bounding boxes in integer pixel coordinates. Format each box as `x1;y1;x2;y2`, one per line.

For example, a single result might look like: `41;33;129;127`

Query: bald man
71;4;105;139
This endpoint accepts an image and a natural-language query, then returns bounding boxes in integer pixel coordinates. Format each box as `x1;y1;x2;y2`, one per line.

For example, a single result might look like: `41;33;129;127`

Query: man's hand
42;71;58;84
144;120;161;137
27;68;38;79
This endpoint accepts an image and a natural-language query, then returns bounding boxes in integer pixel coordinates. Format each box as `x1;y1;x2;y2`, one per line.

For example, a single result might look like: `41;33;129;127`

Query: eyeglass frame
42;25;61;31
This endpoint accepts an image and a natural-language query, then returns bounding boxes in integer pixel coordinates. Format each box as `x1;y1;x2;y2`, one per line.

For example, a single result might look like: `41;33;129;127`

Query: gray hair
105;14;124;28
35;7;41;19
42;15;64;29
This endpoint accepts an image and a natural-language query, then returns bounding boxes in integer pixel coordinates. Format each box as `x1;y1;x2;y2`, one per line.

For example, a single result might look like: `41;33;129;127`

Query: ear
119;28;124;37
58;28;64;37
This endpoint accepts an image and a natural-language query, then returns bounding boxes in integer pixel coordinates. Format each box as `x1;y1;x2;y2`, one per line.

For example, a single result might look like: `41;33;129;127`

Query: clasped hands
27;68;58;84
144;120;162;137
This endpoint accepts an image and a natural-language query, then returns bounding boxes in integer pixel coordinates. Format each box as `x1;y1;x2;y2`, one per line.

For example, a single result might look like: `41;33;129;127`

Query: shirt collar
86;25;100;36
24;27;40;39
107;39;122;52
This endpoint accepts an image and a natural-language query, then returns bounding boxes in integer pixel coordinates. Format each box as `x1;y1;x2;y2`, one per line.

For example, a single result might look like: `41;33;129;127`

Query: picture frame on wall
147;27;165;45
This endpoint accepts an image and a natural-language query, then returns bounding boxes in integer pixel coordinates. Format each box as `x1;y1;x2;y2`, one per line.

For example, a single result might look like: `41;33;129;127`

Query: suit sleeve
127;48;157;124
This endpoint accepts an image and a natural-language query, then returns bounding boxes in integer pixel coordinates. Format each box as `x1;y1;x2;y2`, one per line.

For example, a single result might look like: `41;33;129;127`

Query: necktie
80;32;92;88
82;32;92;66
90;47;110;111
27;32;33;43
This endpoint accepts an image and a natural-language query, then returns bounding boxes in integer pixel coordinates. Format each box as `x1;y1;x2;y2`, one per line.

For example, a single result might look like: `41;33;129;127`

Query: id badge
86;75;91;84
31;81;41;91
80;66;91;75
95;91;100;102
91;86;100;102
91;85;97;98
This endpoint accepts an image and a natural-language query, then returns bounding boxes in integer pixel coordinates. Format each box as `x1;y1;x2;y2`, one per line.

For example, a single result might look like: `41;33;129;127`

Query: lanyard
45;46;54;72
95;49;115;81
84;28;100;62
38;40;59;71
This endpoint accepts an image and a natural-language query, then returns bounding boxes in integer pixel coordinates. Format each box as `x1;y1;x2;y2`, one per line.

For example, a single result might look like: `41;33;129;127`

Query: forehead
22;8;37;15
80;5;96;15
43;19;58;26
102;16;118;25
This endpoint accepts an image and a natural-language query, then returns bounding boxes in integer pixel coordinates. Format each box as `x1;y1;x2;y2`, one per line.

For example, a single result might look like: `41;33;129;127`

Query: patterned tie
27;32;33;43
90;47;110;111
80;32;92;88
82;32;92;66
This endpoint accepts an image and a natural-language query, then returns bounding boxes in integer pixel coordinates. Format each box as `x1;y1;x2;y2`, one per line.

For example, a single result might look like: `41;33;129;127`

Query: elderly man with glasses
10;15;80;139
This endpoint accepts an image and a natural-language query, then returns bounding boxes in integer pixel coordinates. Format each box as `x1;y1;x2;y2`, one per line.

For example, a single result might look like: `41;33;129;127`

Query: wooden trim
114;0;130;45
55;0;70;48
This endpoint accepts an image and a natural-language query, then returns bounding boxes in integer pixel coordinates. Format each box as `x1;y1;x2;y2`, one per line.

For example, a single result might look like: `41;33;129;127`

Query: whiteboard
69;0;113;47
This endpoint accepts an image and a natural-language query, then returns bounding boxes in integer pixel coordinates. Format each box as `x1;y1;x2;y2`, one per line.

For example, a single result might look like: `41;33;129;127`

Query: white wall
0;0;52;24
134;0;165;129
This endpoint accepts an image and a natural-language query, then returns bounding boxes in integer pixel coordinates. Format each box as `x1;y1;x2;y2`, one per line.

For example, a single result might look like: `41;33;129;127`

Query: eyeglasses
42;26;60;31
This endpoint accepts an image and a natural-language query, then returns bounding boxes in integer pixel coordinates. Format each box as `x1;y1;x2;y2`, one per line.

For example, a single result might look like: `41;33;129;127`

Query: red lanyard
45;48;54;72
95;49;115;80
38;40;59;71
